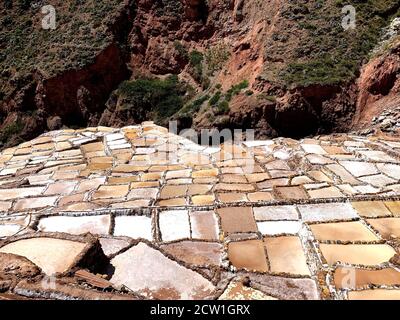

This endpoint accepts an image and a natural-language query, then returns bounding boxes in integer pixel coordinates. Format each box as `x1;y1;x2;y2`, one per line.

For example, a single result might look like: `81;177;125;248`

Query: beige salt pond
310;221;379;242
0;237;87;275
334;267;400;289
264;236;311;276
319;244;396;266
367;218;400;239
228;240;269;273
110;242;215;299
348;289;400;300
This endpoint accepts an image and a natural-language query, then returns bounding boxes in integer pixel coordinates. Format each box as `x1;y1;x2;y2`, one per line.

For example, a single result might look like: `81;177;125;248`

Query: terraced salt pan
110;242;215;299
159;210;190;242
310;221;379;241
189;211;219;240
228;240;269;273
367;218;400;239
357;151;396;162
14;196;59;211
334;267;400;289
217;207;257;234
384;201;400;216
354;185;381;195
307;186;343;199
351;201;392;218
264;236;311;276
0;187;46;200
0;224;24;237
161;241;223;266
257;221;301;235
298;203;359;222
319;244;396;266
301;144;327;155
38;215;111;235
359;174;397;188
348;289;400;300
274;186;309;200
113;216;152;240
339;161;378;177
0;237;87;275
377;163;400;180
253;205;298;221
326;164;360;185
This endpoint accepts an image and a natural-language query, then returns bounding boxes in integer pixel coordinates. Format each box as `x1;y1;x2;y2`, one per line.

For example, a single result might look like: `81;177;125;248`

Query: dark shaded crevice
197;0;209;23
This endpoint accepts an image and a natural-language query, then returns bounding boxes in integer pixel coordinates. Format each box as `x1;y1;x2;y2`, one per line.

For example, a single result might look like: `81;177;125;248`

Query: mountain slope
0;0;399;148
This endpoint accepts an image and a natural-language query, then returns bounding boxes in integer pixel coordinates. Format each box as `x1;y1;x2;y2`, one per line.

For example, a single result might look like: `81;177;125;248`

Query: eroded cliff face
0;0;134;147
352;38;400;132
98;0;400;139
1;0;399;148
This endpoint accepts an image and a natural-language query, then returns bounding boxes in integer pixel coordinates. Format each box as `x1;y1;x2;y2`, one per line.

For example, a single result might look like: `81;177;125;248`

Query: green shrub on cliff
117;75;187;121
280;0;400;86
0;120;24;144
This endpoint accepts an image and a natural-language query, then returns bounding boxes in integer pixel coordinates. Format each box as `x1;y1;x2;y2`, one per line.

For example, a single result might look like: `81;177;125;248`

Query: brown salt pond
217;207;257;234
334;267;400;289
228;240;269;272
161;241;223;266
264;236;310;276
367;218;400;239
274;186;309;200
319;244;396;266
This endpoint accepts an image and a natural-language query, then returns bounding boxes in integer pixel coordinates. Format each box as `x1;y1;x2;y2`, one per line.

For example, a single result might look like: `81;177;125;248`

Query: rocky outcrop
0;1;135;148
101;0;399;139
1;0;399;148
41;43;130;128
352;39;400;132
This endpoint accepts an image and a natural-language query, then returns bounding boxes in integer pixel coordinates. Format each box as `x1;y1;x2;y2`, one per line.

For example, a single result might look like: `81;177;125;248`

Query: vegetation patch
225;80;249;101
174;41;189;60
215;100;230;115
280;0;400;86
0;120;24;145
204;44;230;75
117;75;189;122
178;94;210;116
209;91;222;106
0;0;124;101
